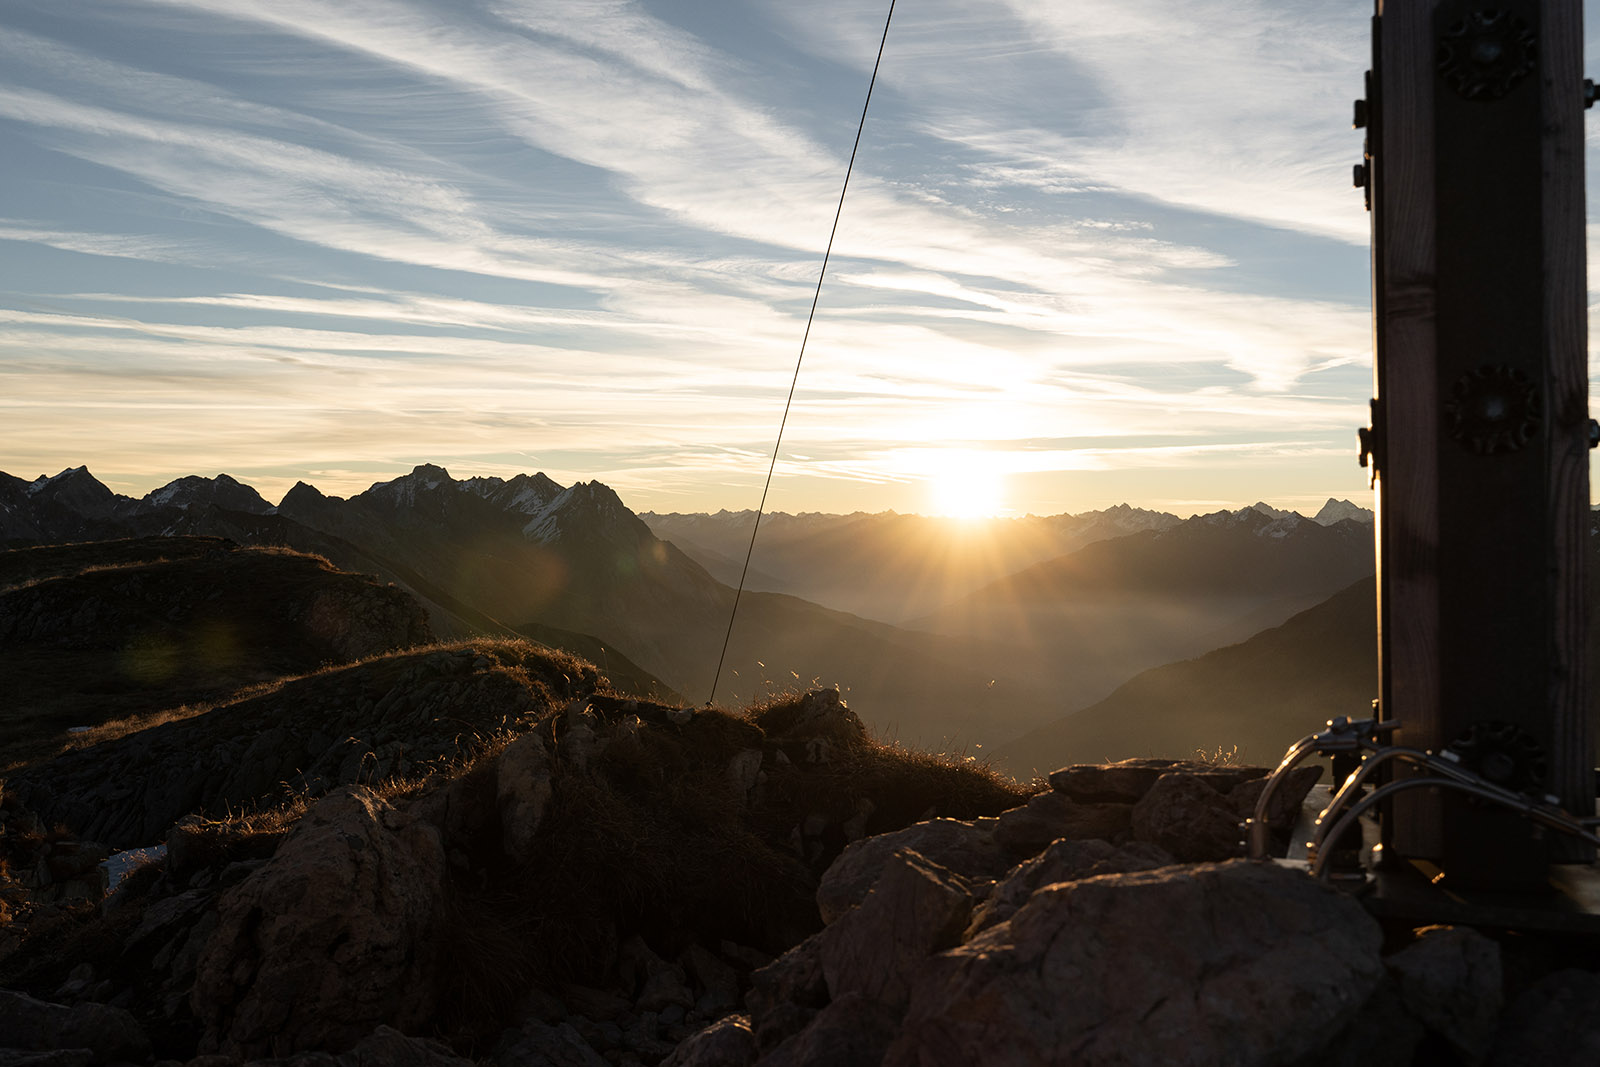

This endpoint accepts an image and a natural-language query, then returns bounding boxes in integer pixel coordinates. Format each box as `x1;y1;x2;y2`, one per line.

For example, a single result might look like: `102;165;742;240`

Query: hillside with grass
0;538;433;772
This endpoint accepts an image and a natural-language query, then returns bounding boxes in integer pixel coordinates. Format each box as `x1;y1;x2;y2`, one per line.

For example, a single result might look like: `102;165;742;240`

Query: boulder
0;989;149;1061
618;936;694;1013
884;860;1385;1067
1227;765;1324;836
660;1014;757;1067
745;936;826;1053
679;944;742;1016
993;792;1132;856
1130;773;1243;862
1048;759;1267;804
497;732;553;863
726;749;763;797
817;850;971;1013
1487;968;1600;1066
191;786;447;1059
816;819;1005;925
491;1020;609;1067
757;992;901;1067
0;1051;94;1067
234;1025;474;1066
1386;925;1501;1064
1296;977;1424;1067
968;838;1174;935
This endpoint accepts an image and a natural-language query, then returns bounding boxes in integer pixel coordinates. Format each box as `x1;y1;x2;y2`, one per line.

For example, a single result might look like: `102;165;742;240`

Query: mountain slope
989;577;1378;776
270;466;1056;747
907;507;1375;709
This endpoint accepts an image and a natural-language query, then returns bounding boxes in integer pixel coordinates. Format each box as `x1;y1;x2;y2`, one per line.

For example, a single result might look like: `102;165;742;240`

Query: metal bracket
1437;10;1537;101
1245;716;1600;883
1357;398;1384;487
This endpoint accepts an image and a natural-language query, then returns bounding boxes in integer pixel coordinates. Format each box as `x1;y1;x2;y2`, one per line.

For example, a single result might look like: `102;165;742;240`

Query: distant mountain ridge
2;465;1380;753
2;466;1060;747
641;503;1186;623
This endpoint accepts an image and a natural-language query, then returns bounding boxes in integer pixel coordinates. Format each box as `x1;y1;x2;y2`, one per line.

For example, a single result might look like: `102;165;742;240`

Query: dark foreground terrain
2;539;1597;1065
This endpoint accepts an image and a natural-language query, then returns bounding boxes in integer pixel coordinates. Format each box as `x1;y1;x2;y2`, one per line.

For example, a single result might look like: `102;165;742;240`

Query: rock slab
884;859;1385;1067
192;786;447;1059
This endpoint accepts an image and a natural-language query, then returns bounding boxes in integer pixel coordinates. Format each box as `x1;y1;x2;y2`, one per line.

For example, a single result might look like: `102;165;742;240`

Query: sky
1;0;1597;519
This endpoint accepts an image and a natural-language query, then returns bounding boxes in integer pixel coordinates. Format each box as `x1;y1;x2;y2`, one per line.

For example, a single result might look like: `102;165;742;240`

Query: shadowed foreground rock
883;861;1383;1066
9;732;1600;1066
192;786;447;1059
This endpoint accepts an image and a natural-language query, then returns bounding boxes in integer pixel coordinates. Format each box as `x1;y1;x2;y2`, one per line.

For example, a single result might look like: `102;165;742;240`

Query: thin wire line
707;0;898;706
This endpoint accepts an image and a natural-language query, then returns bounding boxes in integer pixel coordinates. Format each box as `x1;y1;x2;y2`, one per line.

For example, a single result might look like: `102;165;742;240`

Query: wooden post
1363;0;1591;887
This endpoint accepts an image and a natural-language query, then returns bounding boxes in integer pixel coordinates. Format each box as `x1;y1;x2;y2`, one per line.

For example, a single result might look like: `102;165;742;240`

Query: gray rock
490;1020;609;1067
1048;759;1267;804
191;786;447;1059
562;986;631;1022
745;938;825;1053
618;937;694;1013
1487;968;1600;1066
1293;977;1424;1067
818;849;971;1012
884;860;1386;1067
238;1025;473;1065
1386;925;1501;1064
756;992;901;1067
968;838;1174;935
1227;766;1325;840
816;819;1005;925
0;1050;94;1067
660;1014;757;1067
726;750;763;797
679;945;741;1016
497;732;552;863
0;989;149;1061
1130;772;1243;862
993;792;1133;856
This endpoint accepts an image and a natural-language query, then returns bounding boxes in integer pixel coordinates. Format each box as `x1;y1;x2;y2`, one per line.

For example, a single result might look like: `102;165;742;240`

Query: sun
926;452;1007;519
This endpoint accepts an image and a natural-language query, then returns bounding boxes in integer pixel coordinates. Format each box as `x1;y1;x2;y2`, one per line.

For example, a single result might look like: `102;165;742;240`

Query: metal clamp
1246;716;1600;882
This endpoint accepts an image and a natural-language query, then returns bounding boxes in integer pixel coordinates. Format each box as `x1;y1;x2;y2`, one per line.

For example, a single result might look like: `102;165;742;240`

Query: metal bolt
1587;418;1599;449
1586;79;1598;109
1353;163;1368;188
1353;98;1369;128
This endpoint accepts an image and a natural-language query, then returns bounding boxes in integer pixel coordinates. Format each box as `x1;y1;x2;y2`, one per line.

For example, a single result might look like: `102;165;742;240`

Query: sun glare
926;452;1006;519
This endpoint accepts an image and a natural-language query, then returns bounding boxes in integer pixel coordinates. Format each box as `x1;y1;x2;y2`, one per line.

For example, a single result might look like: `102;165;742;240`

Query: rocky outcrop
815;819;1006;925
884;861;1384;1066
966;837;1173;935
1386;925;1502;1064
0;989;149;1062
13;701;1596;1067
192;786;448;1059
816;852;971;1013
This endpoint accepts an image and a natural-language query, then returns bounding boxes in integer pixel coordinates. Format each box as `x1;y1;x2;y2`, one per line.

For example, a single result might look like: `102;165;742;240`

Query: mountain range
4;464;1379;756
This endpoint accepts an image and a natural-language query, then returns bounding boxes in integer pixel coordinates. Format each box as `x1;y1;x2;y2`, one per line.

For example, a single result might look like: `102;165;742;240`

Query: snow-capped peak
522;480;634;543
1312;498;1375;525
363;464;454;506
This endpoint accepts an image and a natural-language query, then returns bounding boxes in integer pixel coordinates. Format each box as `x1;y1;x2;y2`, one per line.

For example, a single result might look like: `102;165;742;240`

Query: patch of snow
102;843;166;893
67;725;91;734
